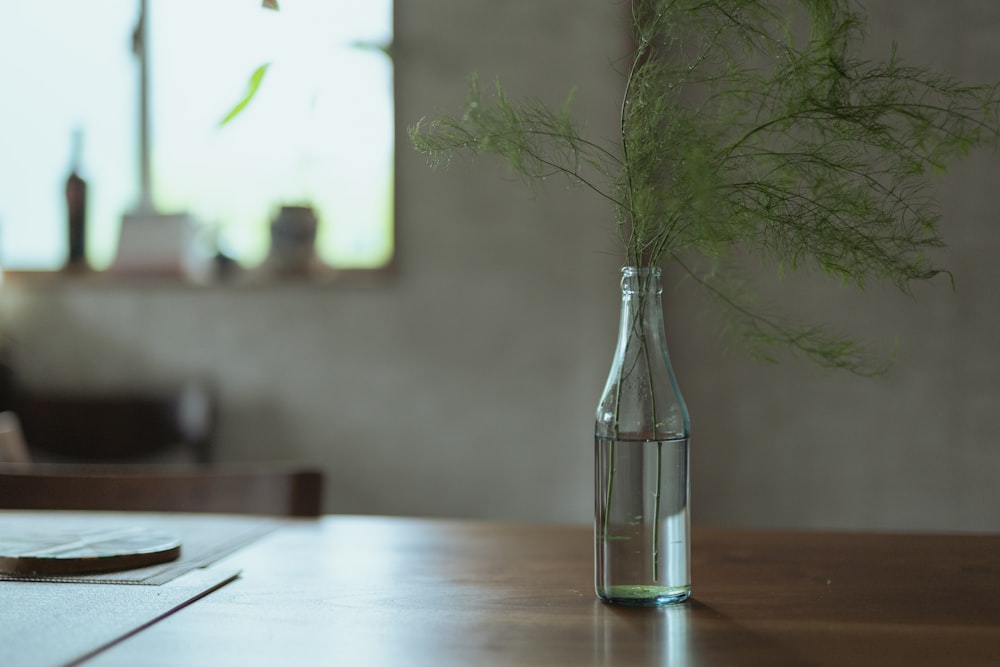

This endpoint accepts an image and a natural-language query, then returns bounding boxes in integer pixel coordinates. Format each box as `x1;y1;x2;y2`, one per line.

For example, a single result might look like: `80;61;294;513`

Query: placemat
0;565;241;667
0;511;282;585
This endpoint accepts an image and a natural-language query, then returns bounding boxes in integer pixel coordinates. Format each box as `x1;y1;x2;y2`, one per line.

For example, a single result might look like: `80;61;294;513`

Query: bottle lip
621;266;662;278
620;266;663;295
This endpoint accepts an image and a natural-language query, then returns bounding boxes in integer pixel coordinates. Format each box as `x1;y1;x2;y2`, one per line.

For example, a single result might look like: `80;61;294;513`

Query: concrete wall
2;0;998;531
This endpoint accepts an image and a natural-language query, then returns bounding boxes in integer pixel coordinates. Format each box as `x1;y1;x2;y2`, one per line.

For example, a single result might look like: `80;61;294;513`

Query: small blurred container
263;205;322;279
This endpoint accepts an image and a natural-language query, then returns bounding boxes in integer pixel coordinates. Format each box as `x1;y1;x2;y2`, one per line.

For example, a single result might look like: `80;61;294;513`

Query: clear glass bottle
595;266;691;606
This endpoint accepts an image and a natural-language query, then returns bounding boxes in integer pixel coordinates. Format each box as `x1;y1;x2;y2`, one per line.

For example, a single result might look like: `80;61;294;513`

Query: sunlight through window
0;1;393;273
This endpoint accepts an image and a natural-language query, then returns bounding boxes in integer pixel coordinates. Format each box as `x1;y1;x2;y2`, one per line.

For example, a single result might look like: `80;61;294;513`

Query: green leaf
218;63;270;127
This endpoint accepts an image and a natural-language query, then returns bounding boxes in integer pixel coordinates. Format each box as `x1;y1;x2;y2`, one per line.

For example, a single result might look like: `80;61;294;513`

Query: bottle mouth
621;266;663;294
621;266;662;277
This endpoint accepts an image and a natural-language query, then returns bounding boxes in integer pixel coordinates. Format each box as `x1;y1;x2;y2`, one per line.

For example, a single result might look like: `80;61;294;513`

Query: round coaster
0;527;181;576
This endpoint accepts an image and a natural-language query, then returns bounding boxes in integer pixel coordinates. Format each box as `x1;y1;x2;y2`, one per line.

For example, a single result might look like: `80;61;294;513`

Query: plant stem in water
637;305;662;582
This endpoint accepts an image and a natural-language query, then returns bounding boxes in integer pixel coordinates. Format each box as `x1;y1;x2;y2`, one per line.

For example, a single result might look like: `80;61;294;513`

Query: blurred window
0;0;394;271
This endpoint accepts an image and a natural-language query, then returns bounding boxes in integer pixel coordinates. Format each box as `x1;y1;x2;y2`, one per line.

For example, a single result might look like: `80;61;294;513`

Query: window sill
0;263;397;290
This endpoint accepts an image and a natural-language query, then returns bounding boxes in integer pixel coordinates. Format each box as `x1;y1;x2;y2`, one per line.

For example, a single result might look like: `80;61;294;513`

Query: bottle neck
597;266;688;440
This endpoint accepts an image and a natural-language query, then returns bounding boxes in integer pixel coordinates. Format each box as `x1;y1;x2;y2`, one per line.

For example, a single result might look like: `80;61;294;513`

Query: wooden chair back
0;464;323;517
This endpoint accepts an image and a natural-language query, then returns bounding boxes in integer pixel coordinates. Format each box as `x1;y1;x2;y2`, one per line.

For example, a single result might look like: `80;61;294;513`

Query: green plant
410;0;1000;375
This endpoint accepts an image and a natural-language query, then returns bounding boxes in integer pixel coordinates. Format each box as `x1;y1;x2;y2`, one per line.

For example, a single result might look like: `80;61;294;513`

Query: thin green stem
602;440;615;544
637;302;662;582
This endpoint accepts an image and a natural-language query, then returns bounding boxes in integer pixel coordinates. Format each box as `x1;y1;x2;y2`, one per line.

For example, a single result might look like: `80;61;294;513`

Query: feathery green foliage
410;0;1000;374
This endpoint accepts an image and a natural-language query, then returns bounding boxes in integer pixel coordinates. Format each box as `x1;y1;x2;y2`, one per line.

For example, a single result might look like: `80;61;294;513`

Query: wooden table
49;517;1000;665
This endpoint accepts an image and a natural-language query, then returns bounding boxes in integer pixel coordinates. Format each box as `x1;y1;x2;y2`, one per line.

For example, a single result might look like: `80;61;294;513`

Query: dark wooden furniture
8;382;217;463
72;517;1000;667
0;464;323;517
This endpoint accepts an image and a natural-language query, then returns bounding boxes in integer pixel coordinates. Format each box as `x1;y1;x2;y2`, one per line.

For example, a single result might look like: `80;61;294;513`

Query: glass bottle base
597;584;691;607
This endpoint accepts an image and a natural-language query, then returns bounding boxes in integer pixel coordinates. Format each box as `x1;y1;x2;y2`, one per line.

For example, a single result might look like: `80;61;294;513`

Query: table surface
61;516;1000;666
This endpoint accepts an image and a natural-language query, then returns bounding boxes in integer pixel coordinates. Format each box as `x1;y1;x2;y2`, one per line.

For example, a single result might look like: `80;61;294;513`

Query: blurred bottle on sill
64;128;89;274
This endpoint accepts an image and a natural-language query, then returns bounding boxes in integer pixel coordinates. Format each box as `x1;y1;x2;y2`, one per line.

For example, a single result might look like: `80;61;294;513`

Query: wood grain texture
85;518;1000;667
